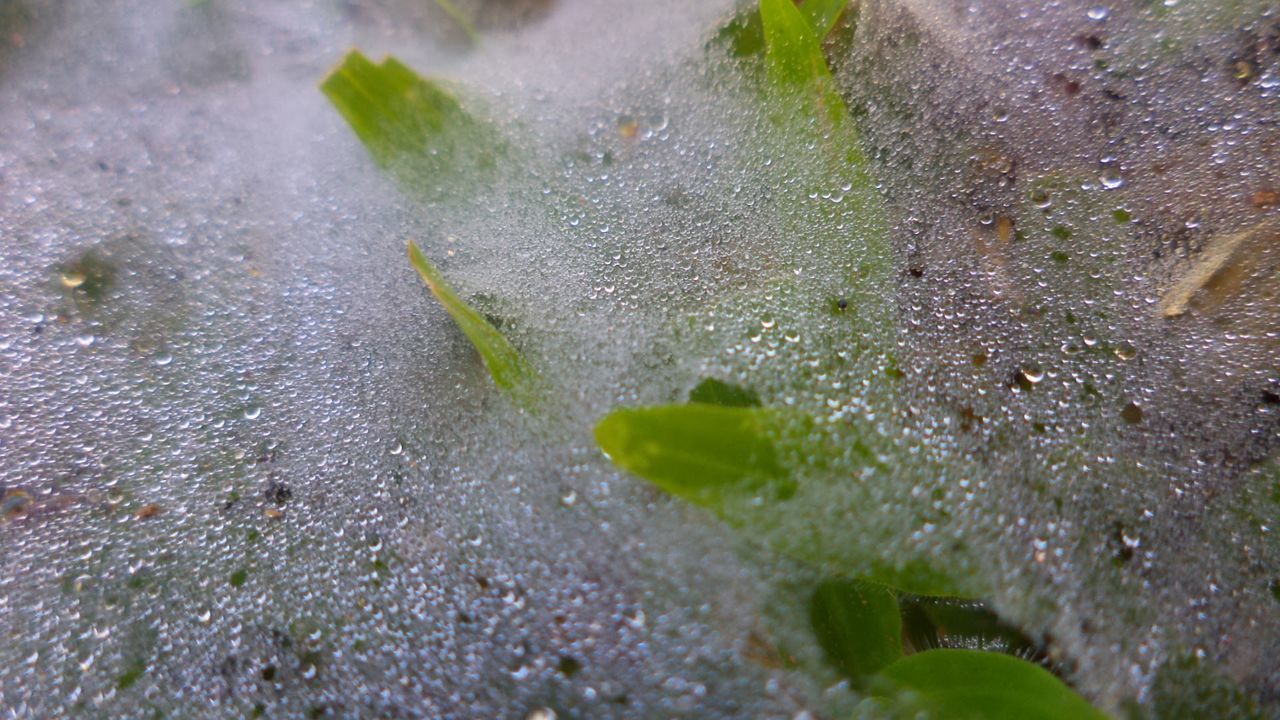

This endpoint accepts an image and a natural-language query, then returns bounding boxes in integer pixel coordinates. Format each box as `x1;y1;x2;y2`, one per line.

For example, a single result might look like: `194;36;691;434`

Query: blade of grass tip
759;0;830;88
321;50;496;200
434;0;480;45
321;52;450;167
800;0;848;38
759;0;847;125
407;240;537;407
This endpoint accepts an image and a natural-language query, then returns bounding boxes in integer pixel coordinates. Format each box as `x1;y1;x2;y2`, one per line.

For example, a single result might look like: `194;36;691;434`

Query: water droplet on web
1021;364;1045;384
1099;167;1125;190
625;609;646;629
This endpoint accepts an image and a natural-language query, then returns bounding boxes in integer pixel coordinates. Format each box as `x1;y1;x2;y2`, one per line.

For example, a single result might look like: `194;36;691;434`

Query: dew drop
1021;365;1045;384
1099;167;1125;189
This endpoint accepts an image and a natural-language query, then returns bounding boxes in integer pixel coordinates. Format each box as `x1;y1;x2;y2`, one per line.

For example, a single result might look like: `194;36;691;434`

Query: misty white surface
1;0;1278;718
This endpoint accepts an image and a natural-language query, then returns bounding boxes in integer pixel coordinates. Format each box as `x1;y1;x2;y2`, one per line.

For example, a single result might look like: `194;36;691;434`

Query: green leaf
809;578;902;685
759;0;846;124
688;378;762;407
609;2;979;604
714;0;846;61
760;0;827;86
864;649;1107;720
407;240;538;408
320;51;500;200
594;403;979;597
713;8;765;60
594;404;796;506
798;0;848;37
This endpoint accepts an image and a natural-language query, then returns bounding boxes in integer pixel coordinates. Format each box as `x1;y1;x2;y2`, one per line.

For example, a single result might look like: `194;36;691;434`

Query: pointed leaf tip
321;51;499;199
759;0;847;125
407;240;538;408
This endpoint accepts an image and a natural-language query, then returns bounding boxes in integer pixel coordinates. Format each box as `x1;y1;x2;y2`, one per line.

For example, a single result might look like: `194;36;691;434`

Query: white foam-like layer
1;0;1278;717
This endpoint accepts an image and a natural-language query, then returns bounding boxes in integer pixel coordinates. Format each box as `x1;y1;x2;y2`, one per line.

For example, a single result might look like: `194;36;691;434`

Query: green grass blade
759;0;846;124
760;0;828;87
799;0;848;37
865;649;1107;720
407;240;538;408
320;51;499;199
321;51;461;165
715;0;847;62
594;404;792;506
809;578;902;686
594;403;978;597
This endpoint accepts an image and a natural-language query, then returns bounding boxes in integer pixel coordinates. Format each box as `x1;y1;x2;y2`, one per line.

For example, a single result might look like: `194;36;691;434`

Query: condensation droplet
1021;365;1045;384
